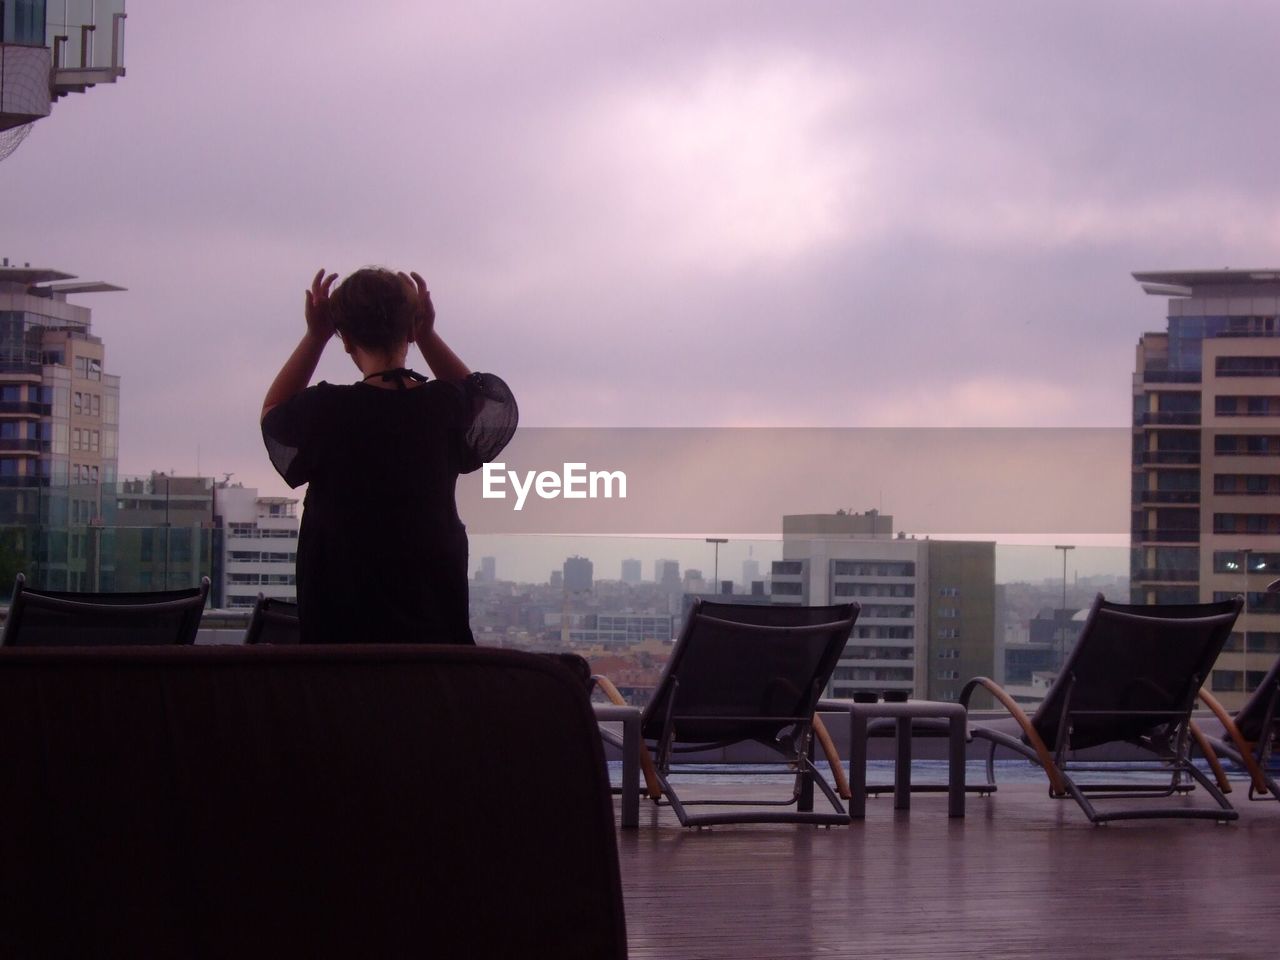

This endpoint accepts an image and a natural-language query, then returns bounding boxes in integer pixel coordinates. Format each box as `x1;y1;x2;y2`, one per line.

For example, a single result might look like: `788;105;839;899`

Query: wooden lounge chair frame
595;599;858;828
1197;652;1280;803
959;594;1242;824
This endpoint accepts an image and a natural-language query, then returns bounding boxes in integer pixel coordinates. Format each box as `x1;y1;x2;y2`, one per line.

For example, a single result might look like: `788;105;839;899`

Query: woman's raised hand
399;270;435;342
305;268;338;341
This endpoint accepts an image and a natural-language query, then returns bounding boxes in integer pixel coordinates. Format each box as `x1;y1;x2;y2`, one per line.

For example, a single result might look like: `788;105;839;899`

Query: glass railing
4;529;1271;706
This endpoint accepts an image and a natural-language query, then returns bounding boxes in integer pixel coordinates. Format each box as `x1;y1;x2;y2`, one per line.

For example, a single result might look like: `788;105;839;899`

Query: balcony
1141;451;1201;465
1134;567;1200;583
0;402;52;416
0;438;41;453
1138;412;1201;426
1134;490;1200;505
1141;370;1201;384
1133;529;1201;544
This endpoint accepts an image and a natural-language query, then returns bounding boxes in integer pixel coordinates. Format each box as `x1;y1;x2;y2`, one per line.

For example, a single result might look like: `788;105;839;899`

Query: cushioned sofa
0;644;626;959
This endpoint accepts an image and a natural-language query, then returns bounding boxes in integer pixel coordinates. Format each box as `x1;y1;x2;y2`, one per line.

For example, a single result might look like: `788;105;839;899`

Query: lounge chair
594;599;859;827
243;593;300;644
960;593;1242;824
1;573;210;646
1197;652;1280;802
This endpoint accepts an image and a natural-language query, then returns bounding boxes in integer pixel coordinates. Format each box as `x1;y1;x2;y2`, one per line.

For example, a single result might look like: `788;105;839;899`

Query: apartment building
1132;269;1280;708
770;511;995;701
0;263;122;589
214;482;299;610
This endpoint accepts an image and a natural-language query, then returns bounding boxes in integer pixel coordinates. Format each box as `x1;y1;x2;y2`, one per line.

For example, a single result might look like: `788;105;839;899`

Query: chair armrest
960;676;1067;796
811;715;851;800
591;674;662;800
1198;687;1268;795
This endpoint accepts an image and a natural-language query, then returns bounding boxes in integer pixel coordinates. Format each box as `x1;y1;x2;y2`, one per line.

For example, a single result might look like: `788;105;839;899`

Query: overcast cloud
4;1;1280;500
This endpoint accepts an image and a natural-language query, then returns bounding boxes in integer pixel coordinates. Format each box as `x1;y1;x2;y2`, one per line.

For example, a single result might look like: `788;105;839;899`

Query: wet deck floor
613;779;1280;959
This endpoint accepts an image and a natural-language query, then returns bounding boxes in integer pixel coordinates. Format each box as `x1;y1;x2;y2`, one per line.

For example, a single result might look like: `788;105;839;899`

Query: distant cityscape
467;514;1129;709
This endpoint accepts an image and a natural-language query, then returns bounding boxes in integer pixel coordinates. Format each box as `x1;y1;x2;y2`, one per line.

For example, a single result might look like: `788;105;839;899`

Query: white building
214;483;298;610
771;511;995;702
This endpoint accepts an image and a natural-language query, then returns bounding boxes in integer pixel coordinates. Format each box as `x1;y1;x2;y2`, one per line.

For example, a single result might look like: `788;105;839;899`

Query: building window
1211;670;1243;692
1215;514;1280;535
1217;356;1280;377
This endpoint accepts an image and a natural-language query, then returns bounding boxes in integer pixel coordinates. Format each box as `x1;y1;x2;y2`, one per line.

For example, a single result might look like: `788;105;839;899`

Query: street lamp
706;538;728;593
1241;547;1254;694
1054;545;1075;669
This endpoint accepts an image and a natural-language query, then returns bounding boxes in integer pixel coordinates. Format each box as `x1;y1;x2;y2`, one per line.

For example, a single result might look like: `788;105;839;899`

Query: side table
592;702;641;829
818;698;967;818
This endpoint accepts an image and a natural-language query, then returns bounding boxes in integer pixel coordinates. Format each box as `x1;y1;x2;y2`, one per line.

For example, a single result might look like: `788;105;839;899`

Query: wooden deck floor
612;781;1280;959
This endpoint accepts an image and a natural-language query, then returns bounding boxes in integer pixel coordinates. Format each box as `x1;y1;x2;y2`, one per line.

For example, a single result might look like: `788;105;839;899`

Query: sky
4;1;1280;579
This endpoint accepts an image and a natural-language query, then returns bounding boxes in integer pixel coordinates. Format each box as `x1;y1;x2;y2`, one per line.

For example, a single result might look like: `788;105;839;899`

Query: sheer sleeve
261;385;328;488
454;372;517;473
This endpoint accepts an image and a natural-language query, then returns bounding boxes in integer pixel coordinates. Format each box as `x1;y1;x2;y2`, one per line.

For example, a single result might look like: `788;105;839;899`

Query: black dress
261;371;516;644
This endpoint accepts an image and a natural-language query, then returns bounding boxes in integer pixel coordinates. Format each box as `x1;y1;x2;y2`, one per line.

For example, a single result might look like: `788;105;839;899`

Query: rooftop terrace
614;780;1278;959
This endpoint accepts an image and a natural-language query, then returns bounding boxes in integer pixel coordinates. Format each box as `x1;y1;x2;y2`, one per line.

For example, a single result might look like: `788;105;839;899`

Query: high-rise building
563;555;593;593
0;263;122;590
1131;269;1280;708
475;556;497;583
656;559;680;590
0;263;121;494
770;512;995;701
620;558;642;584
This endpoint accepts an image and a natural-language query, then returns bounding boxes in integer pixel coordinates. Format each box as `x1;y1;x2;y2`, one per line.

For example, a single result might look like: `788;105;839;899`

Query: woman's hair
330;267;414;354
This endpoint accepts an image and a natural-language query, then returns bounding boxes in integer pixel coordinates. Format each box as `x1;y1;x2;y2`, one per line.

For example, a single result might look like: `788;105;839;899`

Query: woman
261;267;516;644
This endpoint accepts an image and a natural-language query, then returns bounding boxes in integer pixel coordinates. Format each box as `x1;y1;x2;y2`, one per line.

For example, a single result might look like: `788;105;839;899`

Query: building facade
620;558;642;584
1131;269;1280;708
770;511;995;701
0;263;122;590
214;482;298;610
113;473;215;593
0;263;121;494
563;555;593;593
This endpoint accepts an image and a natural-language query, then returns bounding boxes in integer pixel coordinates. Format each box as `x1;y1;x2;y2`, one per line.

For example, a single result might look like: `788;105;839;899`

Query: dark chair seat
1;573;210;646
243;593;300;644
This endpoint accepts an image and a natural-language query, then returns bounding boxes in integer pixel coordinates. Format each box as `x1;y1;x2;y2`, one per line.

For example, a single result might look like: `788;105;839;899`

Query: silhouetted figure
261;268;516;644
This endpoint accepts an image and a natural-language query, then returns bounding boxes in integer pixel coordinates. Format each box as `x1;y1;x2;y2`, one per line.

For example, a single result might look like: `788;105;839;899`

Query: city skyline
5;3;1280;511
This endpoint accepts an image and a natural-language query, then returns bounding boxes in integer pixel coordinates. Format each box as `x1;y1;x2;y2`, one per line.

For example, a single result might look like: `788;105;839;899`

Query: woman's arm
401;271;471;381
261;269;337;420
